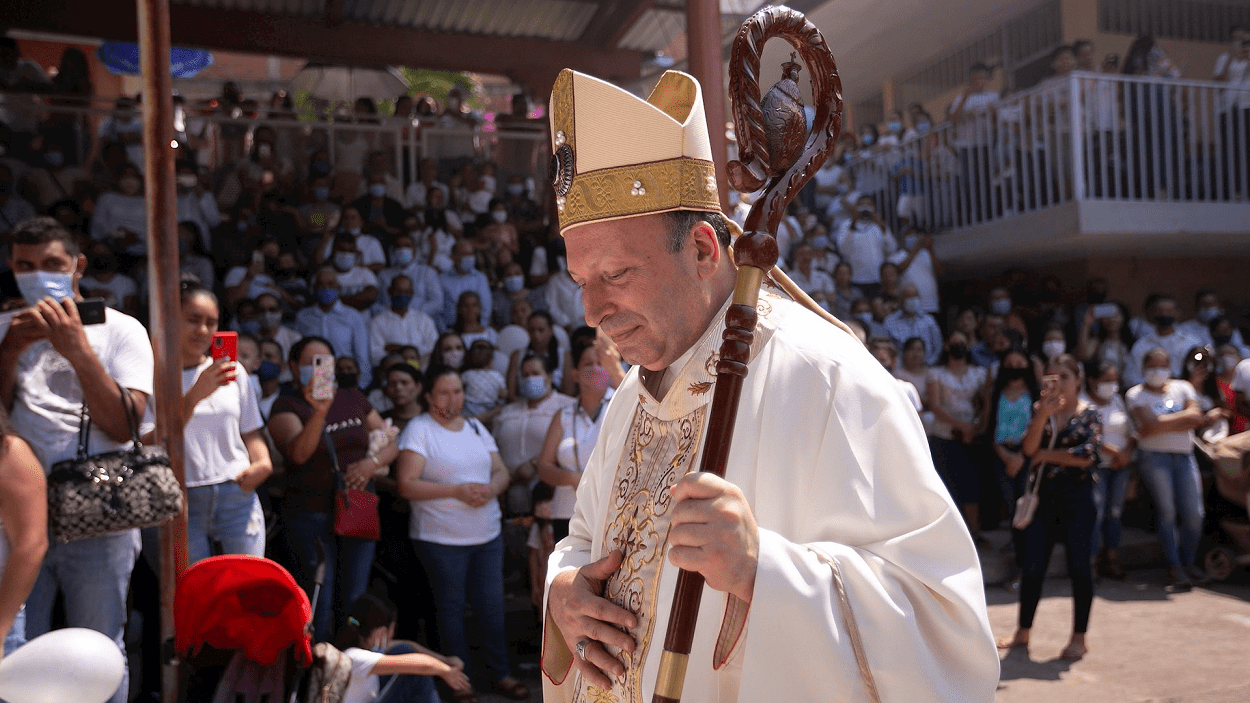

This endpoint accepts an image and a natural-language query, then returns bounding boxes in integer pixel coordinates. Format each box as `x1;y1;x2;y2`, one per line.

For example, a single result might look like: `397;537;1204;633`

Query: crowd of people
0;33;1246;702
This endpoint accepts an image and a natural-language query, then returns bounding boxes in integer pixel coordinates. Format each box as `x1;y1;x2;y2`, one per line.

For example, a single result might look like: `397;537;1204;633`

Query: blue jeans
377;642;440;703
3;605;25;655
1092;466;1131;553
1138;450;1205;568
24;530;140;703
415;533;510;683
283;510;376;642
187;480;266;565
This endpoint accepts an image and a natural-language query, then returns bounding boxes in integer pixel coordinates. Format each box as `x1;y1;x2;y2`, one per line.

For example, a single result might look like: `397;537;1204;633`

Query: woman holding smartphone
268;336;399;642
998;354;1102;661
176;282;273;564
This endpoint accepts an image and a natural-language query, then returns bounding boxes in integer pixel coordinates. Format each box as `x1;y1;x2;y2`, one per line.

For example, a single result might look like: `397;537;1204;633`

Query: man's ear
74;252;88;278
689;221;721;279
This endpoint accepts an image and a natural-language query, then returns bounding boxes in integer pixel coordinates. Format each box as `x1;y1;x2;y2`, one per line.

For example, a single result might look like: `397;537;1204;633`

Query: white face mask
1096;382;1119;399
1042;340;1066;359
491;210;508;223
1220;354;1241;373
392;247;415;267
1143;367;1171;387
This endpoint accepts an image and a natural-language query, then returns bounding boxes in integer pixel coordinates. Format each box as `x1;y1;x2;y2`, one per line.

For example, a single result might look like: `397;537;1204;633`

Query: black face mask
947;343;969;360
91;256;116;272
1214;334;1233;347
1154;315;1176;329
336;372;359;390
1000;366;1030;382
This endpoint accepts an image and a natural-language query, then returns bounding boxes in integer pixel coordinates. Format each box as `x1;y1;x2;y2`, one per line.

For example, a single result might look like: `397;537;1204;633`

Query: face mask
15;270;75;305
504;275;525;292
256;359;281;383
392;247;414;267
176;173;198;189
310;160;332;178
238;319;262;335
45;151;64;168
313;186;330;201
947;343;969;360
91;255;116;272
506;183;525;196
298;364;316;386
887;121;903;133
260;311;283;329
491;210;508;223
390;293;413;310
810;235;829;250
520;374;548;400
257;143;272;159
860;134;875;146
1215;333;1233;347
1220;354;1240;373
336;372;358;389
582;365;611;395
1042;340;1066;358
903;235;919;250
347;227;361;236
368;183;387;198
457;256;476;274
1000;366;1030;382
442;348;465;368
333;252;357;271
119;176;141;195
1096;381;1119;399
903;297;922;315
855;311;874;326
990;298;1012;316
315;288;340;306
1154;314;1176;330
1197;306;1222;323
916;121;931;134
1143;367;1171;386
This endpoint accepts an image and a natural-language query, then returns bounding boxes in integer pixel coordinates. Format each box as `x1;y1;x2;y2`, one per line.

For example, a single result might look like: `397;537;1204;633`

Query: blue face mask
315;288;340;306
15;271;75;305
333;252;357;271
45;151;64;168
256;359;281;383
299;364;315;386
504;275;524;292
809;235;829;251
903;235;920;250
390;293;413;310
391;248;414;267
519;374;548;400
238;319;262;335
313;186;330;201
860;134;875;146
990;298;1012;316
887;121;903;133
457;256;476;274
368;183;387;198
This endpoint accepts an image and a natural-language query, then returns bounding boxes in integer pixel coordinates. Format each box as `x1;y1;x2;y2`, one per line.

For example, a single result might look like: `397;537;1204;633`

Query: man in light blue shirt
439;239;492;330
884;284;944;365
296;267;373;388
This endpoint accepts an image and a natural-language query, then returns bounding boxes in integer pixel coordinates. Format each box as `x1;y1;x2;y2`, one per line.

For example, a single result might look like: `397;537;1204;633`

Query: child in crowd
460;339;506;419
334;592;471;703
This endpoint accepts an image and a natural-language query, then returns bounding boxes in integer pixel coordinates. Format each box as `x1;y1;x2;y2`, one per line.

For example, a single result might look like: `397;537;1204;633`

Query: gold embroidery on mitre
551;70;575;154
572;404;707;703
558;158;721;233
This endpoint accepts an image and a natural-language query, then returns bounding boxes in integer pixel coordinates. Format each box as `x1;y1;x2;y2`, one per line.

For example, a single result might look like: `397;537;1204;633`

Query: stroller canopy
175;555;313;667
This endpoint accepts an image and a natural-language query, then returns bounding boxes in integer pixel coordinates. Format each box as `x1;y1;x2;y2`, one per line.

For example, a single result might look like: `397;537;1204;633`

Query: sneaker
1184;565;1210;586
1165;567;1192;592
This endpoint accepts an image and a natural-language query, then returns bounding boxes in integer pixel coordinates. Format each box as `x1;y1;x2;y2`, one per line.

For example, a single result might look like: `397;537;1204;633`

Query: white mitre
548;69;722;234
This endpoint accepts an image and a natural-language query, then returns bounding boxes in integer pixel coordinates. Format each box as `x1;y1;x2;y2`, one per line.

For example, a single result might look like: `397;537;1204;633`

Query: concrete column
686;0;729;210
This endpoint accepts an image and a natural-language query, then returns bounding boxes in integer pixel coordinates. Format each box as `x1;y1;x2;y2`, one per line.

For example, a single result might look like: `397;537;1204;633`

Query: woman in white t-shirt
178;283;273;564
1082;360;1135;580
1125;348;1213;590
394;369;529;701
333;592;469;703
926;330;989;540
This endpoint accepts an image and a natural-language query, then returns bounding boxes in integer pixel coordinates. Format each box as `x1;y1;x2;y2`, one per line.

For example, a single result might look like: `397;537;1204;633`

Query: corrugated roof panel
617;8;685;52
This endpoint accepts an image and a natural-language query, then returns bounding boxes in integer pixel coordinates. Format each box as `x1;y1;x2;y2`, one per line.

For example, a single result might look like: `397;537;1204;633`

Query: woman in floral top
997;354;1102;661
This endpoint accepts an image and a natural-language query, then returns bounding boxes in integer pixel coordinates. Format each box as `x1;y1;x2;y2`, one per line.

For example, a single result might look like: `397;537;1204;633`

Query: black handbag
47;384;183;543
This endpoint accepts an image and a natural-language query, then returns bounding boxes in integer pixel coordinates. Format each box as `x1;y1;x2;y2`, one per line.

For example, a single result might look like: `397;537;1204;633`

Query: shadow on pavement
997;644;1077;682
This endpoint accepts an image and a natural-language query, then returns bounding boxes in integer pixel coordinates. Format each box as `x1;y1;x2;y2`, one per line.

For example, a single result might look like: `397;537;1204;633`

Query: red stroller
174;555;350;703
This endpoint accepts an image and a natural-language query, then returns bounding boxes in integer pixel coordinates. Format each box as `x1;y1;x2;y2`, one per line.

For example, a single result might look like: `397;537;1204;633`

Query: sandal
995;635;1028;650
1059;642;1087;661
491;676;530;700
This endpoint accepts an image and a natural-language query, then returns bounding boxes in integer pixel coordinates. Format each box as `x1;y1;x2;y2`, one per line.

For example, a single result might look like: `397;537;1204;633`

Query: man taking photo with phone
834;194;898;299
0;216;153;703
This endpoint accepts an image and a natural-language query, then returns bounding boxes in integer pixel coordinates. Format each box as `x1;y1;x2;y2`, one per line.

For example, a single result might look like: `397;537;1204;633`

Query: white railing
0;90;549;183
845;71;1250;235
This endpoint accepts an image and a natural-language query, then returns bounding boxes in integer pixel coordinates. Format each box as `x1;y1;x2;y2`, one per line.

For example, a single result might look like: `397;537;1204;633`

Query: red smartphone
211;331;238;362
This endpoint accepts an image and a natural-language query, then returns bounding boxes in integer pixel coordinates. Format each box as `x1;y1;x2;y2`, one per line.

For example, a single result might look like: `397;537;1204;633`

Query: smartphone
252;250;265;266
211;331;238;362
1043;374;1060;395
311;353;336;400
1092;302;1119;319
78;298;106;325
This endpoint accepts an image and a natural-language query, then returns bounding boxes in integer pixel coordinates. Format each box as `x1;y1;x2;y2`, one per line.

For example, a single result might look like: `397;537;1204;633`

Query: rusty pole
686;0;730;212
137;0;189;700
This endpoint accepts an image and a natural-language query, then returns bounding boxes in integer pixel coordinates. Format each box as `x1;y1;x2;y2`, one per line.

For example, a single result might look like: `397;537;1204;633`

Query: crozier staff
540;64;998;702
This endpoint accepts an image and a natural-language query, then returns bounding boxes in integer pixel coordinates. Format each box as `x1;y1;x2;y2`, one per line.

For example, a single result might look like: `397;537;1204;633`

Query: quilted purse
47;384;183;543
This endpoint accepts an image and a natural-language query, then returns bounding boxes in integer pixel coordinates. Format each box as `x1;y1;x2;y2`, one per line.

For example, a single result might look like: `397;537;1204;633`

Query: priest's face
565;213;717;372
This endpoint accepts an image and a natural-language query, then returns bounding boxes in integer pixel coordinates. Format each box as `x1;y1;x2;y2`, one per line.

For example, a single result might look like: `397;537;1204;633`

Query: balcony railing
845;71;1250;236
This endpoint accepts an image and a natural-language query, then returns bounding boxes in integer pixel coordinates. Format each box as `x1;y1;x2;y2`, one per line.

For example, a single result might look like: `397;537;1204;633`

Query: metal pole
686;0;730;211
137;0;189;700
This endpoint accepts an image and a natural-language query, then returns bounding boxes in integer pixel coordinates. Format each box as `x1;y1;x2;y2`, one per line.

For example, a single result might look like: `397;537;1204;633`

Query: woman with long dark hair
505;310;571;399
1078;300;1135;386
998;354;1101;660
988;348;1038;531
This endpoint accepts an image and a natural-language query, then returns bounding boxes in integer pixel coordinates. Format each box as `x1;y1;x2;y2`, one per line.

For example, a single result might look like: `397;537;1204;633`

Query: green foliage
396;67;483;109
